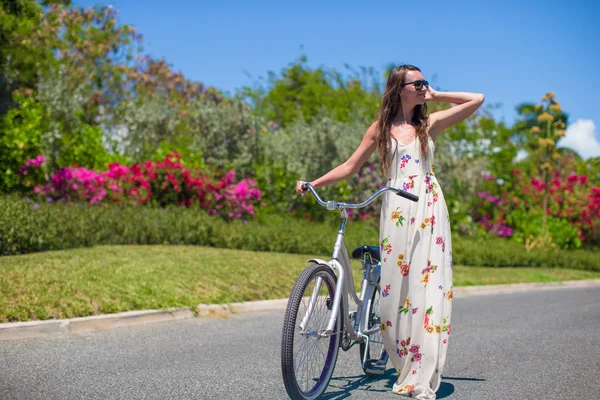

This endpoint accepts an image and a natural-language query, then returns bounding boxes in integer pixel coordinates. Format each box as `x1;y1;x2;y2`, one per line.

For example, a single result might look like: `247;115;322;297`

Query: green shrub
452;237;598;270
0;95;45;191
57;123;109;170
0;95;110;192
1;195;598;271
505;209;582;249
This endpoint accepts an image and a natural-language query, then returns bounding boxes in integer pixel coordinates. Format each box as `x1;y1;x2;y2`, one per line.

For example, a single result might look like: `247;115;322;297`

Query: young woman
295;64;484;399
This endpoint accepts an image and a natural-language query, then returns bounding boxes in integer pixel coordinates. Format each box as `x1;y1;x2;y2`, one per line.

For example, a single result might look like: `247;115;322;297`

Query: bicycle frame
281;183;417;400
300;183;419;340
302;212;376;342
298;183;418;341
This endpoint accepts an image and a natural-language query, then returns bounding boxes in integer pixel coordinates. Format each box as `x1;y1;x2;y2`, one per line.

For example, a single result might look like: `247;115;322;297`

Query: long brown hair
376;65;429;174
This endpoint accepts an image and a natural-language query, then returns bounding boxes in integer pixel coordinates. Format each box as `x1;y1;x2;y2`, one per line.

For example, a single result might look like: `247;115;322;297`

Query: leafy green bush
256;112;384;220
57;124;109;170
505;209;582;249
115;94;258;176
0;194;376;255
0;95;110;192
452;237;598;270
0;95;45;191
1;195;598;271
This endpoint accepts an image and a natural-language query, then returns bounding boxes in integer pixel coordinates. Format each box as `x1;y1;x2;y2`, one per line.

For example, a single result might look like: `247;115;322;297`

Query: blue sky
77;0;600;158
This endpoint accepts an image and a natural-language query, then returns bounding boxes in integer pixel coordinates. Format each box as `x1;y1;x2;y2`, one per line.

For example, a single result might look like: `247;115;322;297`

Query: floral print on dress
381;237;392;254
396;336;411;358
399;154;412;168
382;284;391;298
398;297;411;315
425;173;439;203
442;317;451;334
397;253;410;276
380;135;452;399
409;344;423;363
419;215;436;233
421;260;438;286
391;208;406;227
436;236;446;252
402;175;416;191
423;306;433;329
396;384;415;395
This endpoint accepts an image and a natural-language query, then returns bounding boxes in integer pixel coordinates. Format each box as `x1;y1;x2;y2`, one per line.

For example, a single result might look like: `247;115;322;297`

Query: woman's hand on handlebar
296;180;309;195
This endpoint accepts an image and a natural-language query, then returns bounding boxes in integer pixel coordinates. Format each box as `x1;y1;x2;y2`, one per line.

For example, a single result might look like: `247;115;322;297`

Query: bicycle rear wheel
281;263;341;400
359;283;388;376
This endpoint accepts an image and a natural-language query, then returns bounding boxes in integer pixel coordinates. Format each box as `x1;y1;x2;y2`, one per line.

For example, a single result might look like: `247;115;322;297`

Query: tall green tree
241;55;382;127
0;0;46;114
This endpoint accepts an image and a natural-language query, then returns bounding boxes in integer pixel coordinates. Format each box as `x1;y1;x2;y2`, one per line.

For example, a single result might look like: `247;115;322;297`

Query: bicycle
280;183;419;400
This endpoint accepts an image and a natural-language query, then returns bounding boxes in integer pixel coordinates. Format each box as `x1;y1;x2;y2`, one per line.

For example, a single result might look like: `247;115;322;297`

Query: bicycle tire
281;263;341;400
359;283;388;376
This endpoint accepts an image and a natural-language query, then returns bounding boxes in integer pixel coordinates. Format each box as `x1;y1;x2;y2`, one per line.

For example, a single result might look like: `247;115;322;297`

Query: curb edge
1;279;598;341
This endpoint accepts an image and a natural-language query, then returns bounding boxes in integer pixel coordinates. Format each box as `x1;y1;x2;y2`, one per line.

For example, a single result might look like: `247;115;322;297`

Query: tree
240;55;382;127
0;0;45;114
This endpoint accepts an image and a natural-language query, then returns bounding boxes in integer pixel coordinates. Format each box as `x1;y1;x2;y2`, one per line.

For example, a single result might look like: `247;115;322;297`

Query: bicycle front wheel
281;263;341;400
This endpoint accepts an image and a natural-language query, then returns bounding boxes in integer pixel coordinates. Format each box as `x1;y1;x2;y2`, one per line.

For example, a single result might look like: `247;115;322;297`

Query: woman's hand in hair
424;86;437;102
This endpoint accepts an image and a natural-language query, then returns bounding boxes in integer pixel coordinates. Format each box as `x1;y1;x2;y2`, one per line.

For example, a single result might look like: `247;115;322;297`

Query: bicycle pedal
364;360;386;375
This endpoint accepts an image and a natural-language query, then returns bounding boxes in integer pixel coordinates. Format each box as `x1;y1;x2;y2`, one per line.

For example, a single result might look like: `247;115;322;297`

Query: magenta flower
29;153;262;220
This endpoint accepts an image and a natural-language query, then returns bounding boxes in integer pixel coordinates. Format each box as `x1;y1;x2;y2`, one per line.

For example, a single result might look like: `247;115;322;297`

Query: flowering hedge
27;152;262;220
473;168;600;248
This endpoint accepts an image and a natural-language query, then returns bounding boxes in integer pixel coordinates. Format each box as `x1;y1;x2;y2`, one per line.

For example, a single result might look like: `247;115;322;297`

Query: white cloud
514;149;528;162
559;119;600;160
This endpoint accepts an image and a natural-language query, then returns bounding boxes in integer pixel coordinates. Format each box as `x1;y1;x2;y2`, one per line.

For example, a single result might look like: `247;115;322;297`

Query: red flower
567;174;578;183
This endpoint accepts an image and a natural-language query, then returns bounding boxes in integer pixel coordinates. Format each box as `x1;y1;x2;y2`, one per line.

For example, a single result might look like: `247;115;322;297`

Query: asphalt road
1;286;599;400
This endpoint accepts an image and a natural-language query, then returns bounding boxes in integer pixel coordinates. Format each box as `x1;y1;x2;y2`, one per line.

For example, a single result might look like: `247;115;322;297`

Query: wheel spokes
293;272;335;394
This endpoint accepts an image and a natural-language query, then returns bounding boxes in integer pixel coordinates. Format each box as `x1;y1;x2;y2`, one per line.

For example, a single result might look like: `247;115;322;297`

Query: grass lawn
1;245;598;323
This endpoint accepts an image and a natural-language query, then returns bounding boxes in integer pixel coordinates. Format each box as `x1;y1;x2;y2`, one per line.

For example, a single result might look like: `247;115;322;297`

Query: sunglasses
401;80;429;90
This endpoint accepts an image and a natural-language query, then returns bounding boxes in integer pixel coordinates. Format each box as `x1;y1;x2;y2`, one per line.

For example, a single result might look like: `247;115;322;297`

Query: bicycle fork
298;276;324;332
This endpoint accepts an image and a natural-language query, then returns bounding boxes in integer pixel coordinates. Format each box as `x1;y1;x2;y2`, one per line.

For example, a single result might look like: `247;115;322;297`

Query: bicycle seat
351;245;380;262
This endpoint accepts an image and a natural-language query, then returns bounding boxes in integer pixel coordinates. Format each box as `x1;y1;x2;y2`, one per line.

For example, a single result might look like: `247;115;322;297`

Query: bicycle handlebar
301;183;418;210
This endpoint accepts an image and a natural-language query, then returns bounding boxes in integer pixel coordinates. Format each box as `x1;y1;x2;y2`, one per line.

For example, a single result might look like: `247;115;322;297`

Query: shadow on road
436;376;485;398
322;369;396;398
321;369;484;398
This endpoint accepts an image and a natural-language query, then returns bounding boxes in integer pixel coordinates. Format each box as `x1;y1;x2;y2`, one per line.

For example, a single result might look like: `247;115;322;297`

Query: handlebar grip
396;190;419;202
301;184;308;192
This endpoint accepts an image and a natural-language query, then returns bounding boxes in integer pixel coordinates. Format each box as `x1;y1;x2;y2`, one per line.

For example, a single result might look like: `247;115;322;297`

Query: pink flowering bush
473;168;600;248
28;152;262;220
18;155;48;190
209;171;262;218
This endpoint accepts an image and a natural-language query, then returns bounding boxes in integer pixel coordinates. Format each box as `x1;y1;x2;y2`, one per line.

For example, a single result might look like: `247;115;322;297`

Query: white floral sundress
379;135;453;399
